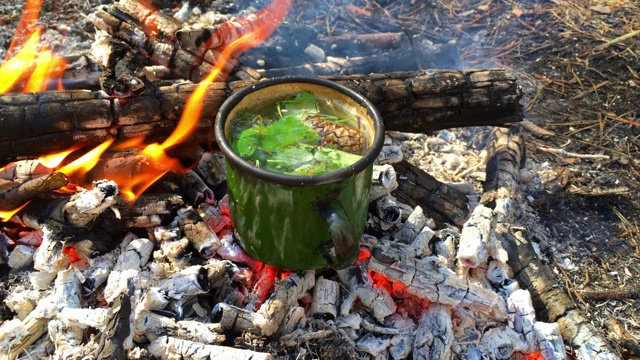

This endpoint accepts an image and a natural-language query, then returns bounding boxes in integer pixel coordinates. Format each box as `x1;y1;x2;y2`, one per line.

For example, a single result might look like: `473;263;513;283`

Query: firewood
212;302;259;333
193;151;226;188
0;172;68;212
498;223;621;359
133;311;225;345
58;308;109;331
534;322;566;360
0;70;521;164
173;207;221;258
480;326;528;359
89;0;283;84
413;303;453;360
604;317;640;358
457;126;523;269
0;159;53;181
368;241;507;320
103;235;154;303
370;164;398;202
148;335;273;360
391;160;470;226
254;271;315;336
309;276;340;319
48;271;85;359
152;265;210;299
179;170;215;206
393;206;428;244
89;284;135;360
0;268;81;360
356;332;391;357
215;233;262;269
481;126;525;222
387;316;415;360
507;289;537;351
281;306;307;334
279;328;335;347
7;244;35;270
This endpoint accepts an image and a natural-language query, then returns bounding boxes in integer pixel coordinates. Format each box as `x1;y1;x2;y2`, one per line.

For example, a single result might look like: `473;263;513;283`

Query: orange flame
0;201;30;222
39;147;79;168
0;0;66;94
117;0;293;201
58;139;115;183
163;0;293;149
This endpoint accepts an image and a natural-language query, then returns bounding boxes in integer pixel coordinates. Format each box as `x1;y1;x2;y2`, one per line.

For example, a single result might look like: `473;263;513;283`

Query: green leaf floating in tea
230;91;368;176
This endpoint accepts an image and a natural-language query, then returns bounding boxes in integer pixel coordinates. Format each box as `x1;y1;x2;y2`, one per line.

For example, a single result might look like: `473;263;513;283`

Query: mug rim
215;76;385;186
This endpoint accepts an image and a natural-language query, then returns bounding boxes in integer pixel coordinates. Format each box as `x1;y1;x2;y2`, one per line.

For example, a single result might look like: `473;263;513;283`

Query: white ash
357;332;391;357
63;179;119;228
7;244;35;270
413;303;453;360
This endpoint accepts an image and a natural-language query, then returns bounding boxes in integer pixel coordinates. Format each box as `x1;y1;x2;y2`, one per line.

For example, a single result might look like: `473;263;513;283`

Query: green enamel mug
214;76;384;271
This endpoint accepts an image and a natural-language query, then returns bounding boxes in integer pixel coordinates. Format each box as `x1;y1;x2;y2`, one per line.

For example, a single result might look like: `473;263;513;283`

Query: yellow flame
38;147;79;168
0;0;66;94
58;139;115;182
0;201;30;222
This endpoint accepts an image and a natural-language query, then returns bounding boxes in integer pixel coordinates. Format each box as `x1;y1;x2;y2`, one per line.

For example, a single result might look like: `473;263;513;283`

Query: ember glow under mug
214;77;384;270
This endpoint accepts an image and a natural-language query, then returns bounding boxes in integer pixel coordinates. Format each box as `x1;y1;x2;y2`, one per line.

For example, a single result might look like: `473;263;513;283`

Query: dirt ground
1;0;639;358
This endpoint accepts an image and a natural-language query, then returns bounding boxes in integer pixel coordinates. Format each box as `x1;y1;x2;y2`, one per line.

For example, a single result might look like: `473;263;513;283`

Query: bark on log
391;160;470;226
498;223;621;359
0;69;522;163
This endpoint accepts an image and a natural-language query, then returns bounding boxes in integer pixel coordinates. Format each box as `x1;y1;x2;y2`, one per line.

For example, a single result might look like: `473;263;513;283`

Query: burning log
88;0;286;84
391;160;470;226
179;170;215;206
336;266;397;322
0;159;55;181
368;241;508;320
0;70;521;163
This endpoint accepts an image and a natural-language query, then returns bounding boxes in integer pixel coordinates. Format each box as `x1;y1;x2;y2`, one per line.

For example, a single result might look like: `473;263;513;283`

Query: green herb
230;91;364;176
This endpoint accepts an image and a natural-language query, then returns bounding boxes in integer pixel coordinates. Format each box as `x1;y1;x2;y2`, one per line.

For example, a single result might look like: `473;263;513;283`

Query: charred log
498;223;621;359
0;70;521;163
391;160;470;226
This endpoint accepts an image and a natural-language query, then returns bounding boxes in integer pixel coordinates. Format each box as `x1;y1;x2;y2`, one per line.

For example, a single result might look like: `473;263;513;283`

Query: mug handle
314;197;359;268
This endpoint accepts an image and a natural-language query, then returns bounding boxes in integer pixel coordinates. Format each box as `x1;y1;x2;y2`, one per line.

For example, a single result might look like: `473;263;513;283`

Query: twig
579;286;640;302
538;146;610;160
569;80;609;100
593;29;640;52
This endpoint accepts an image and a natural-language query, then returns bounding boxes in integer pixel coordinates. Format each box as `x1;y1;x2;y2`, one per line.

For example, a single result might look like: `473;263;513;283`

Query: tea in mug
229;91;369;176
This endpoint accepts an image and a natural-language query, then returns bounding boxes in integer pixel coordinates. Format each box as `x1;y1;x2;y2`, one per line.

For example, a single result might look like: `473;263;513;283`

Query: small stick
578;285;640;302
593;29;640;52
538;146;610;160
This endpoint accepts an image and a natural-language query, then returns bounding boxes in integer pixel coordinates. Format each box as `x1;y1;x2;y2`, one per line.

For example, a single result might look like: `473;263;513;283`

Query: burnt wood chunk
0;70;522;165
391;160;470;226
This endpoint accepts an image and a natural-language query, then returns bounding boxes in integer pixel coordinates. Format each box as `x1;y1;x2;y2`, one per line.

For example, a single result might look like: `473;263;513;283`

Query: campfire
0;0;625;359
